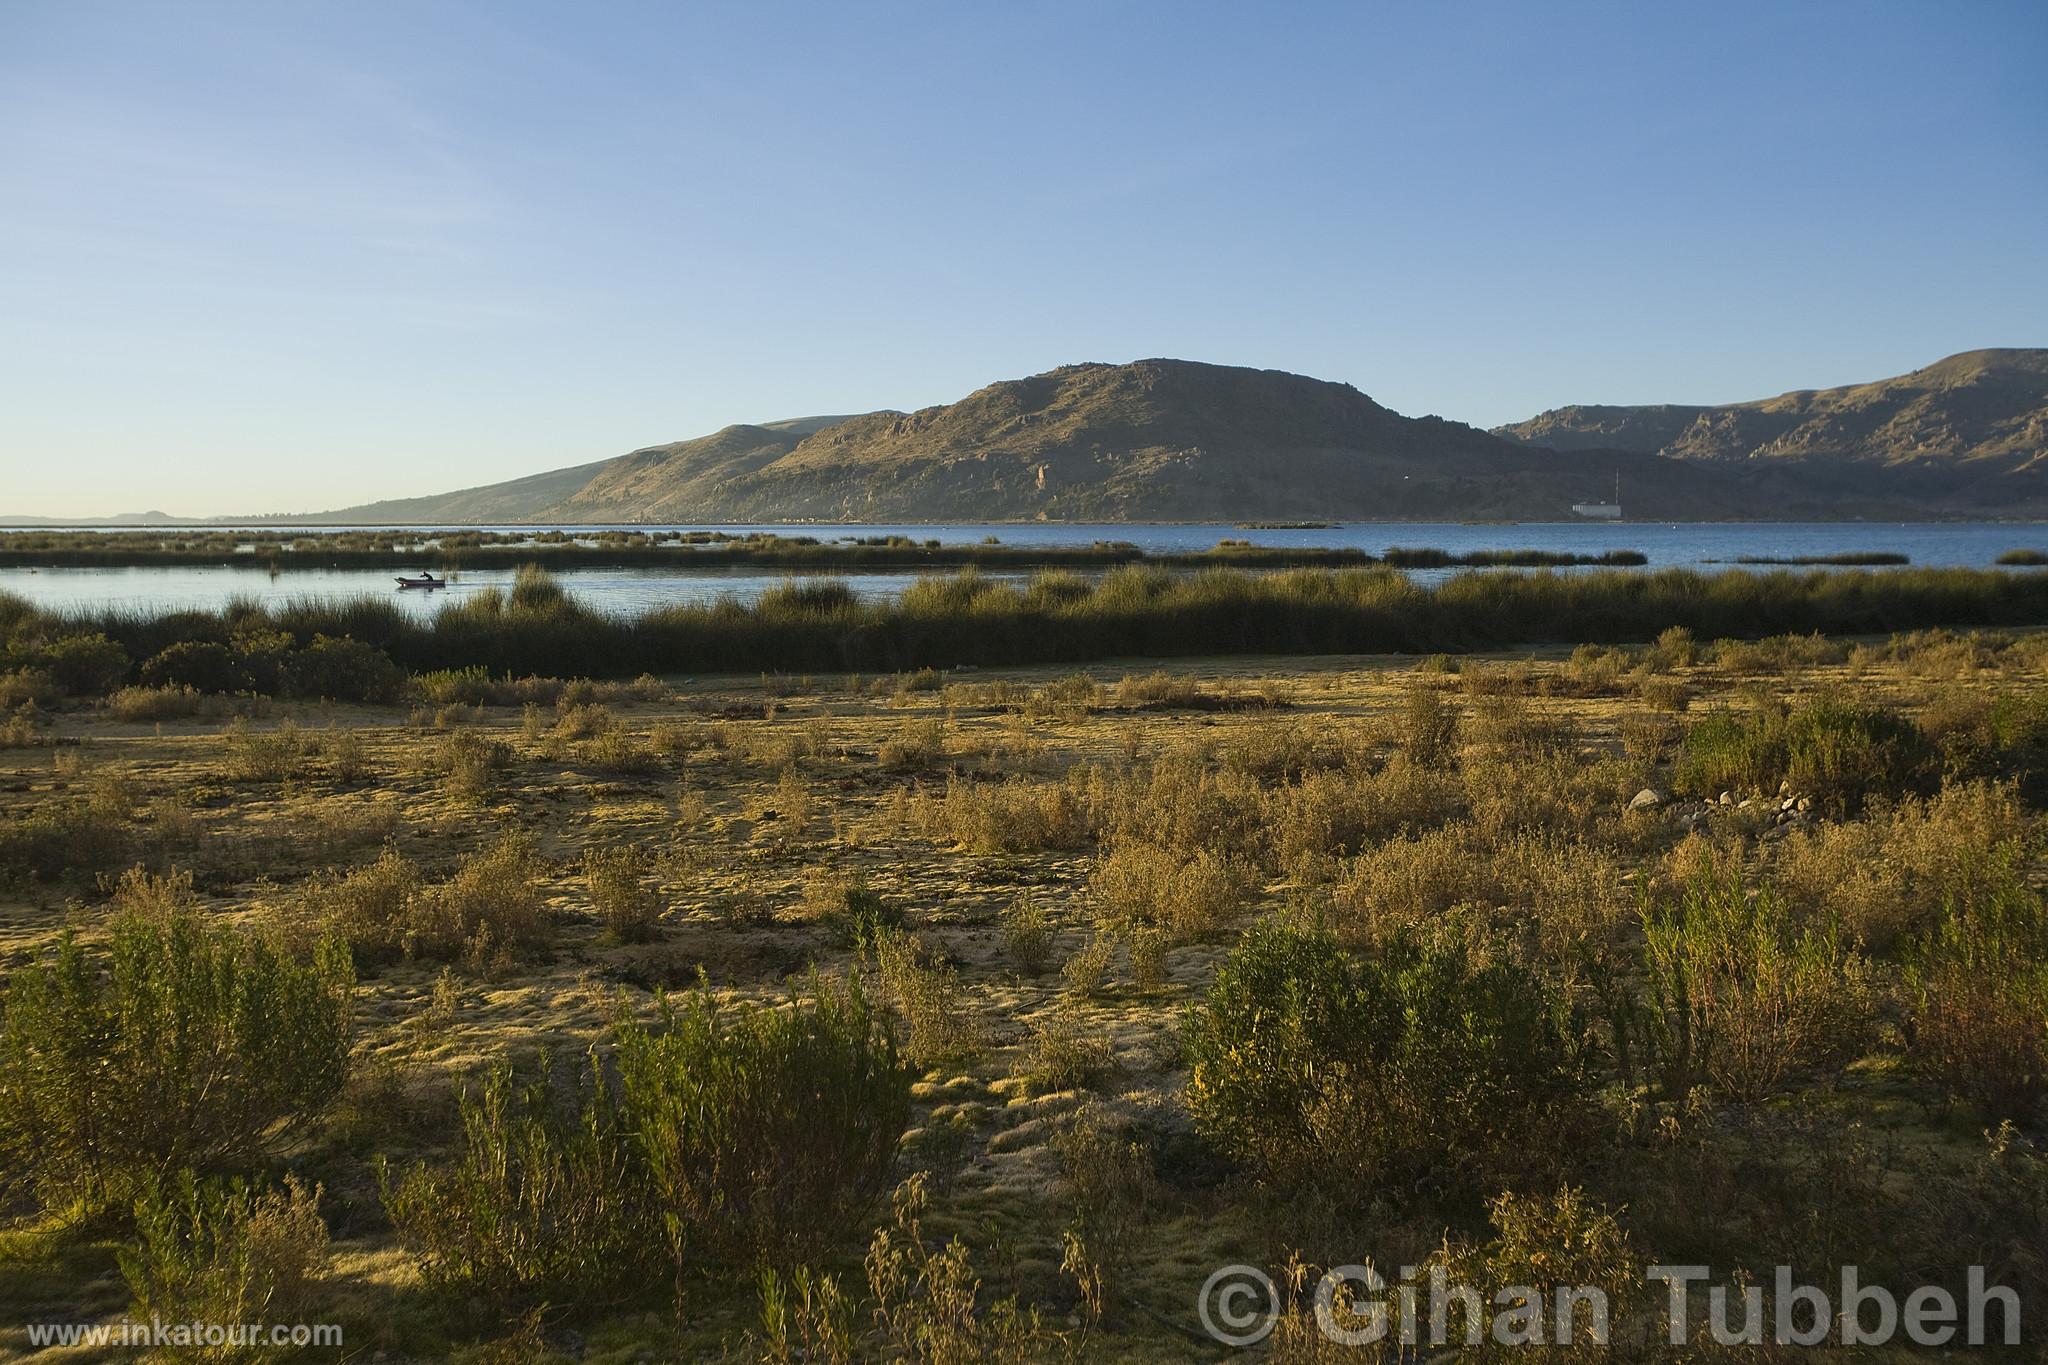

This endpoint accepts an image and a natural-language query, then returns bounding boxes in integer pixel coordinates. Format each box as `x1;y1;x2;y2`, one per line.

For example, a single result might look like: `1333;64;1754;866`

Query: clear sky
2;0;2044;517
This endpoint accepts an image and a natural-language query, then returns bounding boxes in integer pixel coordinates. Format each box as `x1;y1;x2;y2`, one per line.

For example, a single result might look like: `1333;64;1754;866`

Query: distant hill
310;365;1735;523
1495;349;2048;515
294;350;2048;525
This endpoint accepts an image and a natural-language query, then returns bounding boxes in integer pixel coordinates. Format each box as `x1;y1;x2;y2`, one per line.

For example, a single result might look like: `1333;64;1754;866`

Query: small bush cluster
0;893;353;1214
1184;920;1581;1203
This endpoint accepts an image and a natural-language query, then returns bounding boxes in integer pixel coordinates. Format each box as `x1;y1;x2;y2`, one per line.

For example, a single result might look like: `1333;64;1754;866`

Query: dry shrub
1426;1186;1641;1362
221;717;315;783
300;799;397;861
1114;670;1208;708
583;727;661;774
1465;747;1640;841
916;774;1097;854
1015;1004;1118;1094
802;869;900;946
1000;894;1056;974
1769;780;2034;952
879;717;946;772
760;767;816;848
312;836;549;971
584;844;661;941
648;718;702;761
1266;754;1463;875
1651;831;1743;902
1097;750;1269;863
871;931;984;1070
0;700;46;749
1392;676;1460;765
299;847;425;963
122;1172;330;1365
107;684;217;722
1128;923;1169;990
1061;930;1117;996
435;727;513;799
1559;643;1631;696
1907;888;2048;1124
1619;710;1681;762
1460;693;1574;759
1490;832;1632;966
1709;631;1846;675
1336;823;1484;943
0;667;59;708
1090;839;1254;941
552;701;617;740
1646;625;1698;669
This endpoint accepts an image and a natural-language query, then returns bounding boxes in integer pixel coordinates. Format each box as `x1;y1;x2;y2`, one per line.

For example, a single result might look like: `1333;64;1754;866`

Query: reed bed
0;528;1653;571
8;562;2048;685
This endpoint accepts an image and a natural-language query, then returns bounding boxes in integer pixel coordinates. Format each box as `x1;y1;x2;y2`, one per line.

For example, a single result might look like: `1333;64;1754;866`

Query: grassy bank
7;562;2048;690
0;528;1647;572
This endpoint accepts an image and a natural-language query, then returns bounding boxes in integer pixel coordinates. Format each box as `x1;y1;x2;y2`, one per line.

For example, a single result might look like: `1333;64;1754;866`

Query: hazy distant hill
1495;349;2048;514
321;417;869;524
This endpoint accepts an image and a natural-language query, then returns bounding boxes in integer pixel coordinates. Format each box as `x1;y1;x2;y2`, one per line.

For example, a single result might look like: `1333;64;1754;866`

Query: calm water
2;522;2041;618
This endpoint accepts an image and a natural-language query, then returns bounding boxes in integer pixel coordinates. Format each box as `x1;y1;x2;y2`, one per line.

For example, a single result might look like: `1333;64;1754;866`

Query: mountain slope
321;416;867;523
302;351;2048;524
1495;349;2048;512
546;360;1733;522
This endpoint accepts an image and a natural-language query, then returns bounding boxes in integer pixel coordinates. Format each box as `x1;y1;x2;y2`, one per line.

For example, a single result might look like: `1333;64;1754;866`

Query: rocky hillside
314;351;2048;524
323;362;1734;523
1495;349;2048;514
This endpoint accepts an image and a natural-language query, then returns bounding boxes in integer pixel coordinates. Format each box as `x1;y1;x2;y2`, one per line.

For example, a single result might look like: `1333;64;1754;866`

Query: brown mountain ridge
318;351;2048;523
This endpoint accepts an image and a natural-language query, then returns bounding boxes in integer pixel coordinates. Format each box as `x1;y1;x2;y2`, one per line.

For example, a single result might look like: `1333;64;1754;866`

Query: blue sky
2;1;2043;516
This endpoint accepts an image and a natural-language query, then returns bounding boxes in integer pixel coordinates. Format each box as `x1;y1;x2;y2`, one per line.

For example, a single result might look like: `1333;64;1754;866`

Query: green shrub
1675;694;1930;809
0;905;353;1213
382;1052;657;1302
142;640;245;694
615;973;910;1269
284;635;403;702
121;1171;330;1363
1183;920;1579;1200
41;632;131;695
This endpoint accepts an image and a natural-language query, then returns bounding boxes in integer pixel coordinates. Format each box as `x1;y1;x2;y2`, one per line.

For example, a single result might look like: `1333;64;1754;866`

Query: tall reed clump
1906;884;2048;1125
121;1172;331;1364
381;1052;658;1303
1636;876;1878;1104
0;891;353;1215
385;976;910;1304
1183;920;1580;1205
615;973;911;1272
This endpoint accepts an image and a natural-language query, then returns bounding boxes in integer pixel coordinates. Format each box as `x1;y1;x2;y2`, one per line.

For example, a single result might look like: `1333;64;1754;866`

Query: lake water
2;521;2041;618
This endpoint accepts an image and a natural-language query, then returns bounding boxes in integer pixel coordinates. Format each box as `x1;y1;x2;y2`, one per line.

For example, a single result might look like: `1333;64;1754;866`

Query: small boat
395;573;446;590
